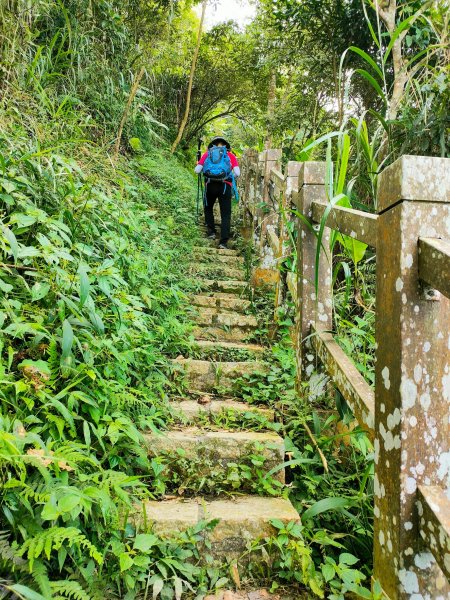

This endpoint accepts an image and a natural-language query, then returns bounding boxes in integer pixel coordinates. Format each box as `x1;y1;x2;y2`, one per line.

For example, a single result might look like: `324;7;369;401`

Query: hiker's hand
194;165;203;174
233;166;240;177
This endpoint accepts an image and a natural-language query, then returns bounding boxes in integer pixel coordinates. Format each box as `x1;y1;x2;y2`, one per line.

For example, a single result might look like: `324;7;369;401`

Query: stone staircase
140;228;299;565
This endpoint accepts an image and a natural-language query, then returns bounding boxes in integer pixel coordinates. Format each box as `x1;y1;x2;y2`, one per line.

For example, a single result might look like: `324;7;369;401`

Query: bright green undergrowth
0;109;208;595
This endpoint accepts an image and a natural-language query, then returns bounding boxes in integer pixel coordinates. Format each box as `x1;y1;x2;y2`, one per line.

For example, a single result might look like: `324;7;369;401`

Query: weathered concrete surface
193;309;257;328
377;155;450;211
202;496;299;557
418;237;450;299
173;358;267;392
193;252;245;266
374;159;450;598
201;279;248;294
193;326;252;343
193;309;256;329
298;161;326;187
172;398;274;422
194;264;245;281
417;485;450;582
143;428;285;482
192;294;251;313
311;200;378;249
193;339;265;357
138;496;299;557
295;178;332;382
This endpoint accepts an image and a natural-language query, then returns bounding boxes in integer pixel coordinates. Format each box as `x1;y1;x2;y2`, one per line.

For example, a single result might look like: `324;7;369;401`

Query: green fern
47;338;60;387
51;580;92;600
0;530;26;570
18;527;102;571
31;560;52;599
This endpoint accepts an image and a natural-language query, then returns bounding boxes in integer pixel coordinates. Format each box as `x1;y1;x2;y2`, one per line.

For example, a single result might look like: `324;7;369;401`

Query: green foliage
147;444;286;498
249;519;372;599
105;520;230;598
0;16;201;586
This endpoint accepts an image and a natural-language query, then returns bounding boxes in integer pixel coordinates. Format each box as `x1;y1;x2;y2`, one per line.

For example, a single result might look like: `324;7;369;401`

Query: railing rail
239;150;450;599
311;201;378;248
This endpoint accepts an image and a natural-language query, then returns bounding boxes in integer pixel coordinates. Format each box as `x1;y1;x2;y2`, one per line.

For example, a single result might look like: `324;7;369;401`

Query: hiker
194;136;240;249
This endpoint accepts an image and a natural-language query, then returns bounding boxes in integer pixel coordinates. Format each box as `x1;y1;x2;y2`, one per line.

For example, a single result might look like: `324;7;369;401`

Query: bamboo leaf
336;133;351;196
78;266;90;307
355;69;387;104
302;497;355;521
348;46;383;79
61;319;74;359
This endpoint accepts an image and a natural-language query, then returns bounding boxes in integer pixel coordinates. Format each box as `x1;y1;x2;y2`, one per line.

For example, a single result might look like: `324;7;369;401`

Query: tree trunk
376;0;407;121
170;0;207;154
113;66;145;163
264;69;277;150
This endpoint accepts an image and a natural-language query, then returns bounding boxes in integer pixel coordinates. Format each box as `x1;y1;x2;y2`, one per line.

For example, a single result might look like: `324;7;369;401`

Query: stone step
193;339;266;358
193;310;257;330
138;496;299;558
192;264;244;281
193;246;239;257
196;237;237;250
172;397;274;422
173;358;265;392
193;251;245;266
201;279;248;294
192;294;251;313
143;428;284;483
193;326;251;343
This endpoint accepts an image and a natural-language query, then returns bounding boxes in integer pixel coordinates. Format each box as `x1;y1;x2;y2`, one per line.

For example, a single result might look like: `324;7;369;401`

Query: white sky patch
194;0;257;30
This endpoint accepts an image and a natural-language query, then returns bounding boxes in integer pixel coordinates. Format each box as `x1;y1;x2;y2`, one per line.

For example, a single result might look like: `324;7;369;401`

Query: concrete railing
240;150;450;599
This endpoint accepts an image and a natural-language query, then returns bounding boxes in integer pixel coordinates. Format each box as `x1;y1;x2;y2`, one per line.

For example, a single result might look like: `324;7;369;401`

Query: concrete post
259;149;282;255
294;162;332;383
274;161;302;310
374;155;450;599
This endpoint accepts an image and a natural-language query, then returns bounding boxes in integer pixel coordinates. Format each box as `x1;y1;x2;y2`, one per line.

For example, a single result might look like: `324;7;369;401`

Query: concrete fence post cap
377;155;450;213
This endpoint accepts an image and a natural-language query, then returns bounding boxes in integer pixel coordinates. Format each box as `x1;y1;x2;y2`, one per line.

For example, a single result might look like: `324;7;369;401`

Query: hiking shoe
207;232;216;240
218;242;227;249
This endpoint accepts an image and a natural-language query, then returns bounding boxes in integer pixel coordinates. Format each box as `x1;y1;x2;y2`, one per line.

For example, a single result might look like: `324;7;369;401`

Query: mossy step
192;251;245;266
172;357;266;392
143;428;284;482
193;310;257;330
193;326;252;343
192;264;244;281
193;339;265;357
172;397;274;422
195;238;237;250
137;496;299;558
193;246;239;257
201;279;248;294
192;294;251;313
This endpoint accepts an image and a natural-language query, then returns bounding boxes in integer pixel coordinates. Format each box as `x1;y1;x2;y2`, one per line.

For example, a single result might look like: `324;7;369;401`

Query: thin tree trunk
113;66;145;163
376;0;407;121
171;0;207;154
264;69;277;150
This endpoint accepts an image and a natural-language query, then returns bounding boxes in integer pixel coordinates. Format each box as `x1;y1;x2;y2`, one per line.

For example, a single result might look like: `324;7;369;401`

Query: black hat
208;136;231;150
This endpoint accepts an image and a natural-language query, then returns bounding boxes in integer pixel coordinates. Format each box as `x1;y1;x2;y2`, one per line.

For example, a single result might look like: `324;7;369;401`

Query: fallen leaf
230;562;241;589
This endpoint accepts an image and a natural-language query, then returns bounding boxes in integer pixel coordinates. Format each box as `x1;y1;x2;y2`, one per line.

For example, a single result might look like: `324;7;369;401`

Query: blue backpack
203;146;232;181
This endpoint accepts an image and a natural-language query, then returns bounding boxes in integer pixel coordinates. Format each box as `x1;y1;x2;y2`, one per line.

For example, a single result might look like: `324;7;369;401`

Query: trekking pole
196;173;203;221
